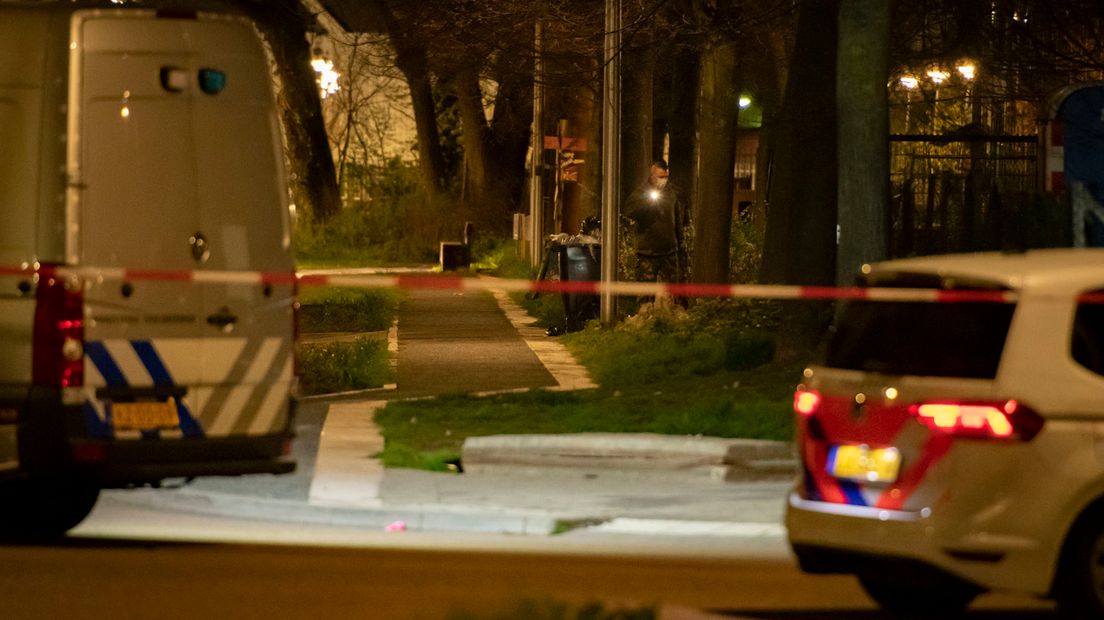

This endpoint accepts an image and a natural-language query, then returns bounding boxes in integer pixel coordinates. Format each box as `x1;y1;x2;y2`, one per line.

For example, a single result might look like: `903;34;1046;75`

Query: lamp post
899;76;918;132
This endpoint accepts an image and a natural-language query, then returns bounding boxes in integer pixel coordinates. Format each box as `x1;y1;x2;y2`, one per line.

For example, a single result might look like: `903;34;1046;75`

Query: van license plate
828;445;901;483
111;401;179;430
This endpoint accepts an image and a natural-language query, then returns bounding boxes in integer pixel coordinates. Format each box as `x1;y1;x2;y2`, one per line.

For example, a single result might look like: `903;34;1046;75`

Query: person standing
623;160;691;287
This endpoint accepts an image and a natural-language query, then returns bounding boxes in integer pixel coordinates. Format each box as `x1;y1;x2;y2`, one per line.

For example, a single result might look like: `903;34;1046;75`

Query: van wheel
0;476;100;540
1055;515;1104;620
858;575;979;617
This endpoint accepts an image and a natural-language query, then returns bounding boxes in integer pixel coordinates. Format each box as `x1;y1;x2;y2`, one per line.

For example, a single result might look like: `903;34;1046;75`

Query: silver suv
786;249;1104;618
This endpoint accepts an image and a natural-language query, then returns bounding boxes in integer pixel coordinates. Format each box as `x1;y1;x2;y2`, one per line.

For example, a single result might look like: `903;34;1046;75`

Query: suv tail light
910;400;1044;441
794;388;822;416
33;269;84;388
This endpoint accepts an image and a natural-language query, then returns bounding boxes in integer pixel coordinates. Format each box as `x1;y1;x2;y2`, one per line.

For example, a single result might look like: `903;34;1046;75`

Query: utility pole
600;0;621;323
529;20;545;266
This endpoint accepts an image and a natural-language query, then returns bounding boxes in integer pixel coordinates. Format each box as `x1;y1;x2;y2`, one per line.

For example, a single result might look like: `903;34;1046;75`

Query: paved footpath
387;286;559;399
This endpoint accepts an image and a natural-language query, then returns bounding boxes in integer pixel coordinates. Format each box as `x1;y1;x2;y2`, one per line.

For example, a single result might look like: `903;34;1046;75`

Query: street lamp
899;76;918;132
926;69;949;85
311;47;340;99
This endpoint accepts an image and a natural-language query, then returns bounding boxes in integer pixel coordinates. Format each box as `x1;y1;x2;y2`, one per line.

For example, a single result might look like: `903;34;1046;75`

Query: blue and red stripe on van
83;340;203;439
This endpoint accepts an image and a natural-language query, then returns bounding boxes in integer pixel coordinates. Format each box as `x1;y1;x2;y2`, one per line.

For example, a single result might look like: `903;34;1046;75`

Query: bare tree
238;0;342;222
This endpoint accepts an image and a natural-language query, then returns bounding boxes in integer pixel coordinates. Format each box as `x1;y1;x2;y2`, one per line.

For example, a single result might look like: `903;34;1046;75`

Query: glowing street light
899;76;919;89
926;69;950;85
738;95;752;109
957;63;976;80
310;51;340;99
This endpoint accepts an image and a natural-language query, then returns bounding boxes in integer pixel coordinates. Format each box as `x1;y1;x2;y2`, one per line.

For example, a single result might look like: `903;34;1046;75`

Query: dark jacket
623;182;690;256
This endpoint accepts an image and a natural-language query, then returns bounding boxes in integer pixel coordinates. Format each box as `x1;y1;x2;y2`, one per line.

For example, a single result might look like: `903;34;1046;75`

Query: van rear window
824;300;1015;378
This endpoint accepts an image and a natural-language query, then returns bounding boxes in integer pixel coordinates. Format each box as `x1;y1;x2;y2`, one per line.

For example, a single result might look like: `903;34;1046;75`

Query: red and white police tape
0;263;1039;303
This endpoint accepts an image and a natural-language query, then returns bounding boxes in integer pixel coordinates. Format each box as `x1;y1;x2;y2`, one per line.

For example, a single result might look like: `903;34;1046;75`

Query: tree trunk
668;46;701;223
483;50;534;233
836;0;890;284
692;37;739;285
620;46;656;203
396;44;449;196
487;48;535;222
454;67;491;208
250;1;341;222
760;0;839;287
758;0;840;363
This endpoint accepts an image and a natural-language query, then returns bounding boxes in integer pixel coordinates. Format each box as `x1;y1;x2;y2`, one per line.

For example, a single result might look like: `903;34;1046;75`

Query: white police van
0;3;297;535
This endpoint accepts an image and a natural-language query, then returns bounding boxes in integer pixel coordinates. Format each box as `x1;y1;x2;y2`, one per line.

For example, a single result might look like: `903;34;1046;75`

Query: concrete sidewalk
172;272;796;540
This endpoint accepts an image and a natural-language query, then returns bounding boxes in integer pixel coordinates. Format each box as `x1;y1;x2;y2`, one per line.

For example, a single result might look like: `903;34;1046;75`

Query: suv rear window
824;290;1016;379
1072;290;1104;376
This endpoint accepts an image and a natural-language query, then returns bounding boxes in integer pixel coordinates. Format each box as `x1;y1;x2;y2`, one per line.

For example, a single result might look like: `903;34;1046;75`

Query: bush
295;158;478;266
297;337;391;395
563;299;779;387
298;287;398;333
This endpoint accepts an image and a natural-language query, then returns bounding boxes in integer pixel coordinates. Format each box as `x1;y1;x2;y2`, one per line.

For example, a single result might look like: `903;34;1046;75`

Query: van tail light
794;388;822;416
33;269;84;389
910;400;1044;441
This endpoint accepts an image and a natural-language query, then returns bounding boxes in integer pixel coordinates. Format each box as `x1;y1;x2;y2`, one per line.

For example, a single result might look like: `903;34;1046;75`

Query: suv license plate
828;445;901;483
111;400;179;431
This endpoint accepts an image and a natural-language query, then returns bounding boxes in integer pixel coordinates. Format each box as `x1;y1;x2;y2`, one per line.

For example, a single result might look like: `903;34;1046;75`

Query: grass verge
375;365;797;471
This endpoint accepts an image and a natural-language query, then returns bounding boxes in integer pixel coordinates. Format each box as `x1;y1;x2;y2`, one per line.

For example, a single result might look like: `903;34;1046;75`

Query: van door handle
206;307;238;329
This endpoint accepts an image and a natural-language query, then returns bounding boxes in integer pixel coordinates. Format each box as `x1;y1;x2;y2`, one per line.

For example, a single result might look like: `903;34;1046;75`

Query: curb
102;487;559;536
461;433;798;482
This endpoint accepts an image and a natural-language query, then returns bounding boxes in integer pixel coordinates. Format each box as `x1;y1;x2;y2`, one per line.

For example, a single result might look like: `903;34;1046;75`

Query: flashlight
648;189;660;201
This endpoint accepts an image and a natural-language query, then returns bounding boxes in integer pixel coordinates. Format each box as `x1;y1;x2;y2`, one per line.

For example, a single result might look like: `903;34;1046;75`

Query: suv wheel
1056;514;1104;620
858;575;979;617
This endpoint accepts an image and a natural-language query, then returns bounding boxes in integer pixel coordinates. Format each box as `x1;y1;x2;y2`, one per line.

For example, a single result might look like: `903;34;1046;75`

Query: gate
888;134;1069;258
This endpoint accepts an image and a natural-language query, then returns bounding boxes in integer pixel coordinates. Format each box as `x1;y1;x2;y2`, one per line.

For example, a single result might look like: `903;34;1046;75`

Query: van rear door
189;19;295;439
73;12;293;443
76;13;204;439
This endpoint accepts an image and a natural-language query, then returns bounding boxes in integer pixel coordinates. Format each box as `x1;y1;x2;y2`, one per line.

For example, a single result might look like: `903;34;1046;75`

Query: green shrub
479;238;533;277
730;210;766;283
295;157;475;266
299;287;398;333
298;337;391;395
562;300;779;387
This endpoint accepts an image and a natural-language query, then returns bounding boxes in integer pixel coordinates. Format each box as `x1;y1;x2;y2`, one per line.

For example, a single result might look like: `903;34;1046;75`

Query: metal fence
888;135;1070;257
